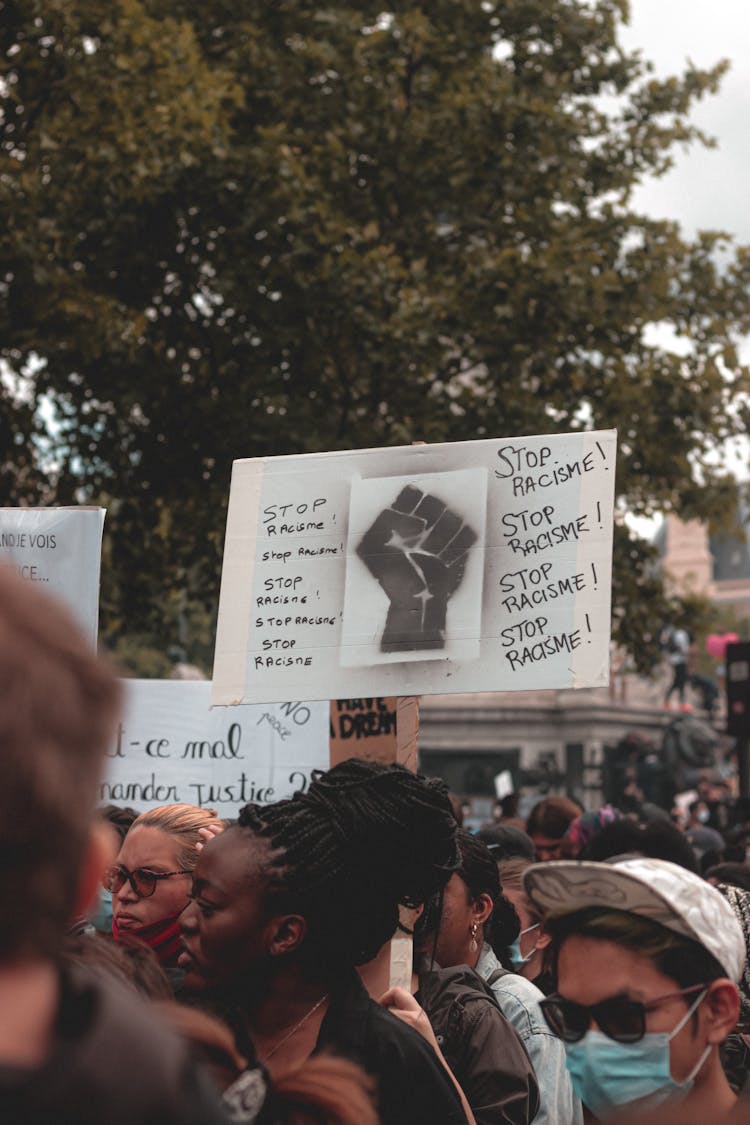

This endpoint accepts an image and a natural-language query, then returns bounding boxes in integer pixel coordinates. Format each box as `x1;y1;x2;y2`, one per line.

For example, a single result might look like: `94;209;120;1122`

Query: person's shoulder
687;825;724;848
488;972;553;1039
490;971;545;1006
420;965;530;1054
26;967;228;1125
419;963;498;1009
364;996;463;1079
365;993;445;1060
475;942;500;978
82;968;186;1065
363;1001;468;1122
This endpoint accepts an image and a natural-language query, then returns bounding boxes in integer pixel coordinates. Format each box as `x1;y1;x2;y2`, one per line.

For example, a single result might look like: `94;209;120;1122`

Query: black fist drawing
357;485;478;653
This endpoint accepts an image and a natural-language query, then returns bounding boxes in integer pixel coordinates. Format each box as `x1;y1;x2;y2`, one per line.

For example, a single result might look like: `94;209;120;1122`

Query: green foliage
2;0;750;675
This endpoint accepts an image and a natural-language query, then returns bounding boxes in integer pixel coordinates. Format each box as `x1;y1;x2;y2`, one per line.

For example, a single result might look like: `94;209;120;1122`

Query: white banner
212;431;617;705
101;680;329;817
0;507;105;644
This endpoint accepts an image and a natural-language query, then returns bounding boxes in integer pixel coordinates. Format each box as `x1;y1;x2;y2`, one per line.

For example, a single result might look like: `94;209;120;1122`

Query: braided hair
237;759;459;973
416;829;521;964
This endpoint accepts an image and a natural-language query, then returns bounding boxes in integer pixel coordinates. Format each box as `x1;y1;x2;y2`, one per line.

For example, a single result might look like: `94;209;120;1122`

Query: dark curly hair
236;759;460;973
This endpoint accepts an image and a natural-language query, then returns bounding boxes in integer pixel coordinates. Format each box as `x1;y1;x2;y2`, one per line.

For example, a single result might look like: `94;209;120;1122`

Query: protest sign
330;697;397;765
329;696;419;771
101;680;329;818
212;430;617;706
0;507;105;643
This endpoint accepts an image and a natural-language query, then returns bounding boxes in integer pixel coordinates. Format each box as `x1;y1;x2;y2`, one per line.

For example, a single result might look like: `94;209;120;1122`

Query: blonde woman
497;856;554;992
106;804;222;968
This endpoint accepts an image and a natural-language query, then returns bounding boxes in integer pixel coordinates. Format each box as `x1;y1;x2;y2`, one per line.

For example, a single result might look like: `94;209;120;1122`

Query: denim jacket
476;944;583;1125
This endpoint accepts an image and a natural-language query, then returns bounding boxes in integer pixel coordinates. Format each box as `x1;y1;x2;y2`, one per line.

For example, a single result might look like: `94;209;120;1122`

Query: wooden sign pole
329;694;420;995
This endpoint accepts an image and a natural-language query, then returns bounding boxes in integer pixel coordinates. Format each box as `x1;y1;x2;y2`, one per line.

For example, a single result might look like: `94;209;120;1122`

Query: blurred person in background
661;623;691;710
476;825;536;863
525;858;744;1121
580;815;701;873
563;807;619;860
88;805;140;935
723;825;750;865
101;804;140;842
697;774;733;833
0;568;226;1124
482;794;527;833
706;864;750;894
526;797;582;861
684;799;726;865
496;857;555;995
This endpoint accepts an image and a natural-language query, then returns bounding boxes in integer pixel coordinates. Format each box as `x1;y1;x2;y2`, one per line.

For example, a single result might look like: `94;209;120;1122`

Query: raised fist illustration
357;485;477;653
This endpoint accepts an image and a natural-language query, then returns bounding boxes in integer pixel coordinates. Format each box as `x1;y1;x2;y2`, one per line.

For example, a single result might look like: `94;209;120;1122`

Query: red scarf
112;908;184;967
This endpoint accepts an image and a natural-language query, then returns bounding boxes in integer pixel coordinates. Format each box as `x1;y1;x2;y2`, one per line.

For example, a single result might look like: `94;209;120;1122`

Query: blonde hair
498;856;543;924
497;855;532;891
130;804;221;871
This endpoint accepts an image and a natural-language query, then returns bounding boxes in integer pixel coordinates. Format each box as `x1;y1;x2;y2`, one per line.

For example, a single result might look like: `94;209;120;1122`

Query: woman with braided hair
416;829;582;1125
179;758;470;1125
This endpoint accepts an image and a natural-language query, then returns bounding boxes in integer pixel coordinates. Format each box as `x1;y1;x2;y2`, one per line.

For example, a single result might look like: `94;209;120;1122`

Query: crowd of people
5;568;750;1123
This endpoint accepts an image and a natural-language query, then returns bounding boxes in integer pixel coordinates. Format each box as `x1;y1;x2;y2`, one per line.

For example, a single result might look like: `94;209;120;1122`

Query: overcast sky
576;9;742;706
619;1;750;495
621;0;750;244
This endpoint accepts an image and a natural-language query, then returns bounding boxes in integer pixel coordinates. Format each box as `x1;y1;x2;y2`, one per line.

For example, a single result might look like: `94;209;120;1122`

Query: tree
2;0;749;673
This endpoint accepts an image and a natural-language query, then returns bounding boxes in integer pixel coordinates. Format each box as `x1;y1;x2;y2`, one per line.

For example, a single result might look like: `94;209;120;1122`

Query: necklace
259;993;330;1062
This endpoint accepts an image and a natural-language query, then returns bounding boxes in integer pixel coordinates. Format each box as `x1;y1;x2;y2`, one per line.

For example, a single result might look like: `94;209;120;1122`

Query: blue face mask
89;888;113;935
563;990;710;1119
509;923;540;969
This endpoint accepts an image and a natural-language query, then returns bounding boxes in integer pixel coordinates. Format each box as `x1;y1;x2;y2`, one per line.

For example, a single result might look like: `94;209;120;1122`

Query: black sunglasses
539;983;708;1044
103;864;191;899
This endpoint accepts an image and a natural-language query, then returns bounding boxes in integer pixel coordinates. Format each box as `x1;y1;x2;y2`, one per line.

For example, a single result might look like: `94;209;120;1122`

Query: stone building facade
420;513;745;811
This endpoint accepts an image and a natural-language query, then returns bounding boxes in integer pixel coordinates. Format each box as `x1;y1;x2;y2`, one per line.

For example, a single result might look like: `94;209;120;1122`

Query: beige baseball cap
523;857;746;982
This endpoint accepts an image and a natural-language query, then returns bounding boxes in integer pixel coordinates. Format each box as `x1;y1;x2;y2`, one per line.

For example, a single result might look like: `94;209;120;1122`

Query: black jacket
419;964;541;1125
316;969;469;1125
0;966;228;1125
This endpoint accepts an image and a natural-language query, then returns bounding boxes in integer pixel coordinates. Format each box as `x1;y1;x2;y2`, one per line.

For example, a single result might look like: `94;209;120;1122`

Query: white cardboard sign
101;680;329;817
0;507;105;644
212;431;617;705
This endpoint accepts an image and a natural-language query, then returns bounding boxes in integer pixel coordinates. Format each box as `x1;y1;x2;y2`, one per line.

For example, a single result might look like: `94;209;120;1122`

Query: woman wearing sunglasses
105;804;222;970
524;857;744;1121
